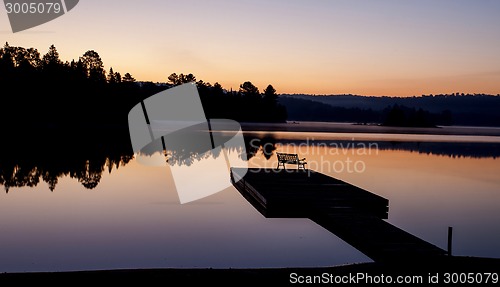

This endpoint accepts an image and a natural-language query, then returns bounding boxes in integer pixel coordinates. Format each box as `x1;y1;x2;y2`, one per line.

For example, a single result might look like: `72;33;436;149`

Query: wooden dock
231;168;447;263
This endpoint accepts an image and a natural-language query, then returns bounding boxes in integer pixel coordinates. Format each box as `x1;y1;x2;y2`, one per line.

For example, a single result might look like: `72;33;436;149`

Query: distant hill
279;94;500;127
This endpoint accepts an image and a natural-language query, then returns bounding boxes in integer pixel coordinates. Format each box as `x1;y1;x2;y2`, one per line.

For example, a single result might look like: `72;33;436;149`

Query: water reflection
1;130;499;192
247;143;500;259
245;134;277;160
0;130;274;192
247;136;500;160
0;129;499;271
0;154;134;193
377;141;500;159
0;127;134;192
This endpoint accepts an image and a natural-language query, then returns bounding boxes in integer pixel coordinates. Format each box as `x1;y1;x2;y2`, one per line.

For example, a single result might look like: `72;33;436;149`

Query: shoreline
240;121;500;137
0;264;378;286
2;257;500;285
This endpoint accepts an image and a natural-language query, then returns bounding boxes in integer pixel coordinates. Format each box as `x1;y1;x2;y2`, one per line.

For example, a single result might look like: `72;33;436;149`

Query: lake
1;129;499;272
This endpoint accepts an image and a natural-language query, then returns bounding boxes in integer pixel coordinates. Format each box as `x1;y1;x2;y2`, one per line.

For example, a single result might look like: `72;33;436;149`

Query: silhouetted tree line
382;105;452;127
281;97;452;126
0;43;167;127
281;98;382;123
280;93;500;127
0;43;286;128
167;73;287;122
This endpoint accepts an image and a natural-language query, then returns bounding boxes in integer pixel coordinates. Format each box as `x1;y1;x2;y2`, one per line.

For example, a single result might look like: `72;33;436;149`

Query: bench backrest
277;153;299;162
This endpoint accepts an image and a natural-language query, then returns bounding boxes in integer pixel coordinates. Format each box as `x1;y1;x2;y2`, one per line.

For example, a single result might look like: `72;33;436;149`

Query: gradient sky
2;0;500;96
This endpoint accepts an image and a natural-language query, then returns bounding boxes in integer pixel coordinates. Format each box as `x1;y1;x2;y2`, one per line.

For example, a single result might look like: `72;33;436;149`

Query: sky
1;0;500;96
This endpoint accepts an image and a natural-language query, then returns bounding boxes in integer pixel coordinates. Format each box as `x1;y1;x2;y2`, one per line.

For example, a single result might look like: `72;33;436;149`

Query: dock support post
447;226;453;256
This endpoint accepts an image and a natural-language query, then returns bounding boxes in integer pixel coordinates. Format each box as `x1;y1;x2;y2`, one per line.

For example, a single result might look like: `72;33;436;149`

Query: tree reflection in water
0;129;276;192
2;127;498;193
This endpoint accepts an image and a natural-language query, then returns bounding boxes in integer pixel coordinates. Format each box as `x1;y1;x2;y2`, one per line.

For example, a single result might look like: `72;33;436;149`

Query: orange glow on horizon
134;70;500;97
3;0;500;97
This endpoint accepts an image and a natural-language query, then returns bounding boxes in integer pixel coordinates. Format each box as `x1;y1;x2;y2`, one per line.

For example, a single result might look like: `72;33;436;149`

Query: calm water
1;131;499;272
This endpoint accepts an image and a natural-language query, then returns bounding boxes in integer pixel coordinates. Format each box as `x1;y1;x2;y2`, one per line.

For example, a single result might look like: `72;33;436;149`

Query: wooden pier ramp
231;168;447;263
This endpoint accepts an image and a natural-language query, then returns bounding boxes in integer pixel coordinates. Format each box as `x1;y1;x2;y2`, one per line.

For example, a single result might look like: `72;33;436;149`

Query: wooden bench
276;153;307;170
